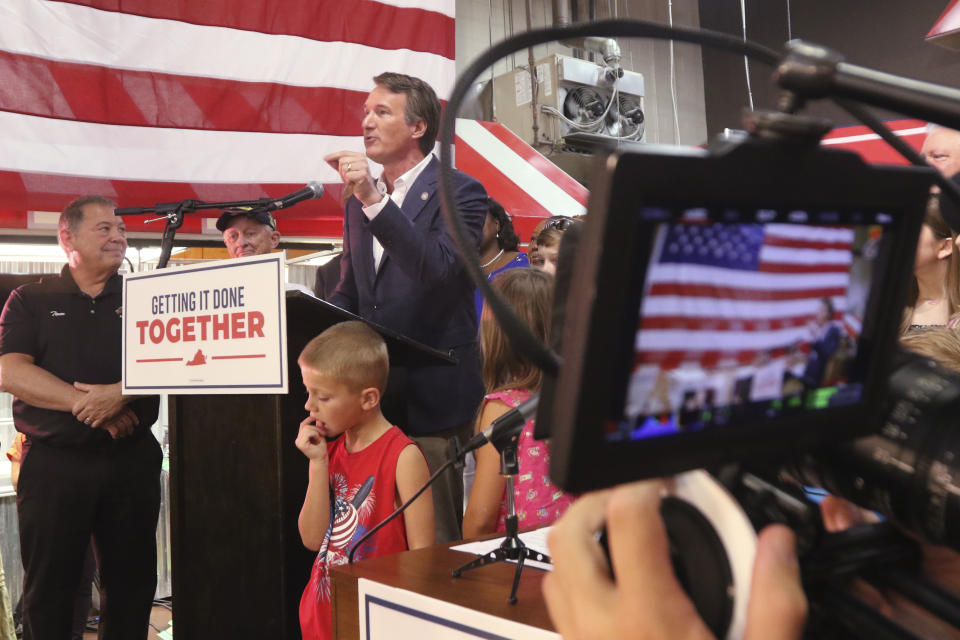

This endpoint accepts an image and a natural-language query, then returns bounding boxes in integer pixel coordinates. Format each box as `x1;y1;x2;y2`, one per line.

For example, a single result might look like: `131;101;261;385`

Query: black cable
346;457;456;564
437;19;781;379
833;98;960;231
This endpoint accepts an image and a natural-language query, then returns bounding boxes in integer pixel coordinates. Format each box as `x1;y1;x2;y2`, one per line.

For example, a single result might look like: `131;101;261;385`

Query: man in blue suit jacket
325;72;487;542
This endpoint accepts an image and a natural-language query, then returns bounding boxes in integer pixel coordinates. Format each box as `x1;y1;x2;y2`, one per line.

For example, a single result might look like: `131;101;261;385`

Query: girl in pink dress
463;268;575;537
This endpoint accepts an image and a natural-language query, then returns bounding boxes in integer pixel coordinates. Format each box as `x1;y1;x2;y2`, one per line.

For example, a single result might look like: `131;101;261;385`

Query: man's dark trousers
17;432;162;640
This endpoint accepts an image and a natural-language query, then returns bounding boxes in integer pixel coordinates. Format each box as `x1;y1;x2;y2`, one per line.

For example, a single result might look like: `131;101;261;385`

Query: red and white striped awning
820;118;927;163
928;0;960;50
454;120;588;239
449;118;926;242
450;118;926;242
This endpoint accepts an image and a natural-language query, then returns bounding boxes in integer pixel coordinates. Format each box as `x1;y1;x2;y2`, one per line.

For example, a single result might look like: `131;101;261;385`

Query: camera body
548;134;934;494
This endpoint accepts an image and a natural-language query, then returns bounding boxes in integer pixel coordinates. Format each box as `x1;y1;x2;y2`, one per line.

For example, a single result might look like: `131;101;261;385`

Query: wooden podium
167;291;454;639
330;544;556;640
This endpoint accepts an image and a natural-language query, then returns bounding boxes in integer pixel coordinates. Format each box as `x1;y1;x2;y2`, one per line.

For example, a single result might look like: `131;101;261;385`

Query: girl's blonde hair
480;268;553;393
900;327;960;373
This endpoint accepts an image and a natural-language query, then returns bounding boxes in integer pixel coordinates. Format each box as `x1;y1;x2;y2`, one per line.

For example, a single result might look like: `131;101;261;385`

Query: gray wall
456;0;709;146
698;0;960;135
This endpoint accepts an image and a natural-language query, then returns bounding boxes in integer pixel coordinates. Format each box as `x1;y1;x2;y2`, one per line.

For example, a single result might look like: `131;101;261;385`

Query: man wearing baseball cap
216;210;280;258
217;209;317;295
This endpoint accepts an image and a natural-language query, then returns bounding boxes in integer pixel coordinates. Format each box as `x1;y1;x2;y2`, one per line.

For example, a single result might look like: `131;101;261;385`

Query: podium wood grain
330;544;556;639
166;293;460;638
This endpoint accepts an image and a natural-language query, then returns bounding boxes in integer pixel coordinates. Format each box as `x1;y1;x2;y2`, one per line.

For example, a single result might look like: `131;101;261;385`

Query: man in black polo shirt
0;196;161;640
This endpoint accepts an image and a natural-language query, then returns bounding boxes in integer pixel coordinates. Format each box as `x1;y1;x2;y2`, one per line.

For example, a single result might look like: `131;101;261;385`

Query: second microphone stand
452;435;551;604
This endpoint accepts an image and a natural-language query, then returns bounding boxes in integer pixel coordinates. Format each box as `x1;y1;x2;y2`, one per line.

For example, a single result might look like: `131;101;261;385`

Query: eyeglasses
543;216;576;231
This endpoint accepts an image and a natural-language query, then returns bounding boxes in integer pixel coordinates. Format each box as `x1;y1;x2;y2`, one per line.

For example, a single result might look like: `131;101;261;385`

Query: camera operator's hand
543;480;807;640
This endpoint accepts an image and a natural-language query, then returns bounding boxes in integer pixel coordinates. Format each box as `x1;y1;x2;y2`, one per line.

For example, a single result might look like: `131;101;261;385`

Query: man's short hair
373;72;441;157
60;195;117;234
299;321;389;393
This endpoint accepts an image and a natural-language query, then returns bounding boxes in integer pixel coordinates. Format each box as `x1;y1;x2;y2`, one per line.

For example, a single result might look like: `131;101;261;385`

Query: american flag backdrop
636;220;857;370
0;0;455;237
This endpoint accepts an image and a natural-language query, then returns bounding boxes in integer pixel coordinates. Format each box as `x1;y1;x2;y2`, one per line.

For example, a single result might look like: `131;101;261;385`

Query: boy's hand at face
296;416;329;463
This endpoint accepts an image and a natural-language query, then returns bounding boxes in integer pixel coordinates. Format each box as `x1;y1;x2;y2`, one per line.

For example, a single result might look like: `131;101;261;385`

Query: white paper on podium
450;527;553;571
357;577;560;640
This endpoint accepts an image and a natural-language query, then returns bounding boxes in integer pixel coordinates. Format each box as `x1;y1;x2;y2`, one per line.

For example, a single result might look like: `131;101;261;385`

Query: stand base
452;535;551;604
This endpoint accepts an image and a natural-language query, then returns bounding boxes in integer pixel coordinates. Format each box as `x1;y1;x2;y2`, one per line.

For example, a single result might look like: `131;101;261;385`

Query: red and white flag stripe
0;0;455;238
637;224;854;369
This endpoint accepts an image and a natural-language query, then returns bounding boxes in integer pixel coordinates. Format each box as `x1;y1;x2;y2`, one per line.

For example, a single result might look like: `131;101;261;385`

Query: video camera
436;20;960;639
542;127;960;638
547;131;932;491
538;129;960;638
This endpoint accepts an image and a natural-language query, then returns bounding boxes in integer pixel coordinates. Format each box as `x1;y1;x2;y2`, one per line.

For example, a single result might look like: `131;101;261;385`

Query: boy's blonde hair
900;327;960;373
299;321;389;393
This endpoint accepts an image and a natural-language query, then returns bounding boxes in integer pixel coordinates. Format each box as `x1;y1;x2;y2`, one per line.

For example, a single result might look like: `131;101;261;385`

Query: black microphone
462;394;539;456
263;181;324;211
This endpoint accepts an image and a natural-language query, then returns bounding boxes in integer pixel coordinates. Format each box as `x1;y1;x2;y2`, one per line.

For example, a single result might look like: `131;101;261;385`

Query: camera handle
452;437;551;604
801;523;960;638
724;467;960;638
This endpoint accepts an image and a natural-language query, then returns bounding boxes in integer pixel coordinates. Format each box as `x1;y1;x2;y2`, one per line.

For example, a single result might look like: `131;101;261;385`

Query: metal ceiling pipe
550;0;620;69
552;0;571;27
561;36;622;68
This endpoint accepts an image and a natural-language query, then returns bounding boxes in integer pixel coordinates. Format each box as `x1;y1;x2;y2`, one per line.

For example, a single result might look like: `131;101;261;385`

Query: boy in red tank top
295;321;435;640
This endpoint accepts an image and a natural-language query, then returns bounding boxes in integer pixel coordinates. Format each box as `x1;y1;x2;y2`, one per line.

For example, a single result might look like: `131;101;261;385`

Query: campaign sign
122;253;288;394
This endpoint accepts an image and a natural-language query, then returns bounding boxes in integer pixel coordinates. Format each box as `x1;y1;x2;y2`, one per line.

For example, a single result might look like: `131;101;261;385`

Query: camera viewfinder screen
607;207;894;443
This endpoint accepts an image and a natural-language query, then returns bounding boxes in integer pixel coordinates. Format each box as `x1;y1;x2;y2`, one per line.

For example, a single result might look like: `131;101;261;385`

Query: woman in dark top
474;198;529;322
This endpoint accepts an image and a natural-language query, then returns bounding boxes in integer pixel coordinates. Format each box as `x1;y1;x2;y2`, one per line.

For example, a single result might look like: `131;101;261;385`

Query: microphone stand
345;405;543;599
452;433;551;604
155;201;187;270
116;197;278;269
